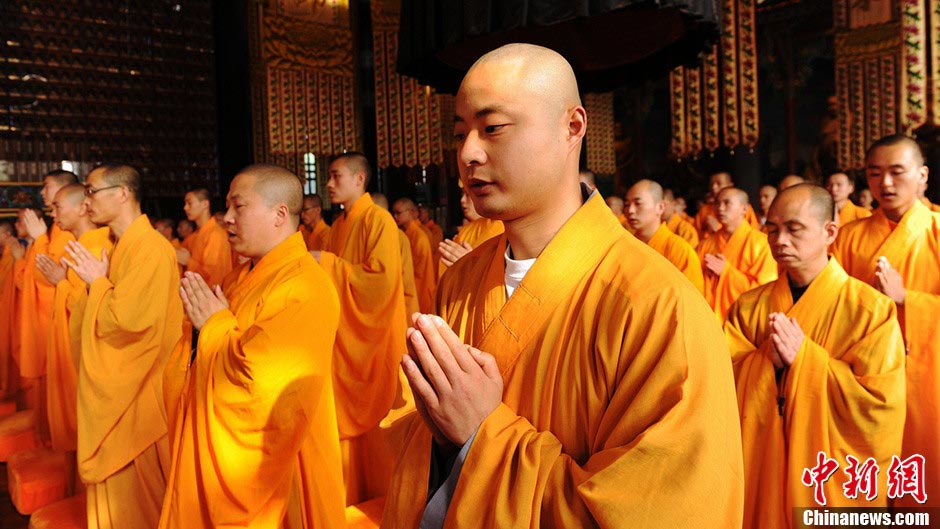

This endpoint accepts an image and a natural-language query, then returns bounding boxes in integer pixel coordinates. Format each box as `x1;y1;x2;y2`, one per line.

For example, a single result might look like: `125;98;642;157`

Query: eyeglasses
84;184;123;197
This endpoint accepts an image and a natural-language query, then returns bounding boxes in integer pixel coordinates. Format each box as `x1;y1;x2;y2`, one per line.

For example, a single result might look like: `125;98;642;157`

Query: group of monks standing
0;42;938;529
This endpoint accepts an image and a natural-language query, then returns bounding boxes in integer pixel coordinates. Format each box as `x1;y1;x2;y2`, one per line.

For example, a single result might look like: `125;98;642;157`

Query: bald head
765;184;838;284
715;187;749;233
187;188;210;202
467;43;582;111
867;134;924;165
631;179;664;202
709;172;733;196
771;183;835;224
392;197;419;228
55;184;87;206
758;185;777;215
92;165;142;203
371;193;389;210
778;174;806;191
605;196;624;216
153;218;175;241
237;164;303;222
625;179;666;241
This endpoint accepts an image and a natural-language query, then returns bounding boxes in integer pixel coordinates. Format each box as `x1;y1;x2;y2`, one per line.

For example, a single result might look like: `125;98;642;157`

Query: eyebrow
453;106;509;123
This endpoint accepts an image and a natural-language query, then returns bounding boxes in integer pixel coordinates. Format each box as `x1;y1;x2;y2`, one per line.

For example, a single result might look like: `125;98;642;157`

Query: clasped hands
402;313;503;450
179;271;229;330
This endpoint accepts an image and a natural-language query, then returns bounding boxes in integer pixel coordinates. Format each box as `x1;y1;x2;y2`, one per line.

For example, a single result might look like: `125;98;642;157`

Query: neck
342;191;366;211
109;209;141;239
721;219;742;236
635;222;659;244
835;198;847;211
71;220;97;240
504;185;582;260
884;201;915;223
195;212;210;228
785;257;827;287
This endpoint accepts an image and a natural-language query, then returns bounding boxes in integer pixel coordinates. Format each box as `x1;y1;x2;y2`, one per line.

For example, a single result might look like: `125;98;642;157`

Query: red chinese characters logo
801;452;840;505
842;455;879;501
887;454;927;504
800;452;928;505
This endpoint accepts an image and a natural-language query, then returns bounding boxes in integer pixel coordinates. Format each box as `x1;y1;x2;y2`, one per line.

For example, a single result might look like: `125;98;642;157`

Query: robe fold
697;222;777;323
0;245;18;398
423;219;444;264
398;232;420;318
185;217;233;288
404;219;436;313
725;258;905;527
160;232;345;529
647;223;705;293
831;200;940;506
47;227;112;453
382;193;744;528
20;224;74;379
665;212;700;248
320;193;406;504
78;214;182;529
439;218;504;277
837;201;872;226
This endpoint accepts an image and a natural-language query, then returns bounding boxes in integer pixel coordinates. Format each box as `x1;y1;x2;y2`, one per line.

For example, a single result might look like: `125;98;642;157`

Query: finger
407;324;452;394
428;315;477;373
61;257;78;271
213;285;228;306
469;347;501;380
401;354;440;408
414;314;465;382
460;242;472;251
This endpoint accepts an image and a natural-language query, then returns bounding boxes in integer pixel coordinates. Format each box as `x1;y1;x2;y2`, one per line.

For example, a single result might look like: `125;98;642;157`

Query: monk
34;184;112;495
676;195;695;225
626;179;704;293
697;187;777;323
778;174;806;191
916;180;940;212
300;194;331;251
381;43;743;529
826;172;871;226
438;190;504;274
153;218;180;248
177;219;196;249
393;197;436;313
757;185;777;226
63;164;183;529
375;193;420;318
19;170;78;439
314;152;406;504
726;184;905;527
0;211;35;402
695;171;760;238
0;221;18;399
176;188;233;287
662;188;699;248
831;134;940;507
160;164;345;529
418;204;444;264
604;196;629;228
858;188;875;210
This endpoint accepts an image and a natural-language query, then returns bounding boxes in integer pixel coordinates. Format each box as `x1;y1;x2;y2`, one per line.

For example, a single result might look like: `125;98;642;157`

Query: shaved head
632;179;664;202
605;196;624;216
718;187;749;205
867;134;924;165
372;192;389;210
392;197;419;228
304;194;323;209
766;184;838;283
394;197;417;211
187;188;210;202
468;43;582;111
236;164;303;221
44;169;79;187
94;164;142;203
778;174;806;191
55;184;86;205
709;172;733;196
773;183;835;224
0;220;13;238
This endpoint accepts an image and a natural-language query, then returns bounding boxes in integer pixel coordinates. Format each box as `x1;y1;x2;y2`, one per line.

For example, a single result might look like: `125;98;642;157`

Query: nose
458;130;486;168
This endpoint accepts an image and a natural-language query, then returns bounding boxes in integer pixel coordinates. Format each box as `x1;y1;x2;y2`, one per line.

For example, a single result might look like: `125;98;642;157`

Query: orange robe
423;220;444;264
399;231;420;318
382;193;744;528
186;217;233;287
836;201;872;226
697;222;777;323
665;212;700;249
160;232;345;529
831;200;940;506
320;192;406;503
305;219;331;252
0;245;18;398
725;258;905;527
404;219;436;313
695;203;760;239
647;223;704;293
78;214;183;529
47;227;112;453
20;224;74;380
439;218;505;277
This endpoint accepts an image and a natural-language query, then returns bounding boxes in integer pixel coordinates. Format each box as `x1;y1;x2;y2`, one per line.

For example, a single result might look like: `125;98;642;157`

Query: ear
273;203;290;228
824;220;839;246
655;200;666;217
920;165;929;186
567;106;587;150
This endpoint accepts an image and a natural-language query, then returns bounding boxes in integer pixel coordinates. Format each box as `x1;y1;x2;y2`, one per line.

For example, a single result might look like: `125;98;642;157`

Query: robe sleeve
188;230;233;288
190;279;338;524
722;243;776;294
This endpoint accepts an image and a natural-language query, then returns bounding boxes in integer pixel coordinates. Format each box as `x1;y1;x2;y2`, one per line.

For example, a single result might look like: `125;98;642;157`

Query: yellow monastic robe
666;212;700;249
306;219;331;252
831;200;940;506
382;193;744;528
439;218;505;277
424;219;444;264
697;222;777;323
0;245;15;397
79;214;183;529
616;212;629;229
647;223;704;293
186;217;233;287
160;232;345;529
399;231;420;318
320;193;406;503
725;258;905;527
695;203;760;238
20;224;74;380
404;219;436;313
837;201;872;226
47;227;112;453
